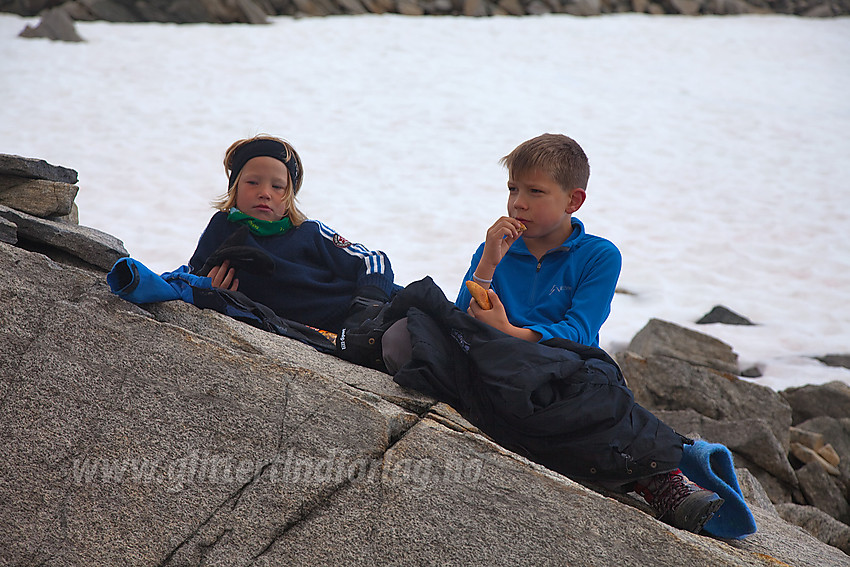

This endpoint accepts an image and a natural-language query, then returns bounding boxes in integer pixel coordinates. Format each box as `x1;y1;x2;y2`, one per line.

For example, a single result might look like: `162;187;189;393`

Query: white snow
2;12;849;391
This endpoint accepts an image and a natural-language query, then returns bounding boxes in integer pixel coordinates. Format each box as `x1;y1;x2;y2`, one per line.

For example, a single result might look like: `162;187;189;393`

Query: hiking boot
634;469;724;534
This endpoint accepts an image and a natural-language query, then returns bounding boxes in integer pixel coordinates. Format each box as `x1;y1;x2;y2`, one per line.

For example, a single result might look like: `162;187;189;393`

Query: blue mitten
680;440;757;539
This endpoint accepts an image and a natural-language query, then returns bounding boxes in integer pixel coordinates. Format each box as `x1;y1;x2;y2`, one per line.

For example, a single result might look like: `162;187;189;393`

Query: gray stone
18;6;85;41
733;452;796;505
498;0;527;14
564;0;602;13
627;318;739;374
464;0;489;15
733;504;850;566
702;0;760;13
0;153;78;184
775;502;850;555
669;0;702;12
77;0;140;21
737;467;779;516
791;442;841;476
796;417;850;480
781;380;850;424
527;0;552;12
61;1;100;20
0;205;128;271
292;0;342;14
0;215;16;244
338;0;369;12
0;176;78;218
654;409;797;487
796;461;850;524
5;243;850;565
697;304;756;325
396;0;426;13
617;351;792;451
142;299;434;415
236;0;272;22
816;354;850;370
362;0;396;12
790;426;825;450
0;244;417;565
47;201;80;225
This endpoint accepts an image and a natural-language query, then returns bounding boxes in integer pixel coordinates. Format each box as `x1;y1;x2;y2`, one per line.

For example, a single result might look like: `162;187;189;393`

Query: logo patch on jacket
333;234;352;248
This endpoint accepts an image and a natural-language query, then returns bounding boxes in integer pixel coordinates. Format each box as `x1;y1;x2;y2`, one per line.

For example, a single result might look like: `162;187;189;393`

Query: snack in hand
517;221;527;232
465;280;492;310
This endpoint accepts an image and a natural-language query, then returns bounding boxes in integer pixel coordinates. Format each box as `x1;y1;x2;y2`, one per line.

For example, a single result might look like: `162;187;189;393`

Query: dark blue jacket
189;212;396;334
348;277;686;484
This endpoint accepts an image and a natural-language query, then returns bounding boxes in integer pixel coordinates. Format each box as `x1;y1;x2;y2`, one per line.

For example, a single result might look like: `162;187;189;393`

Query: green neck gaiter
227;208;293;237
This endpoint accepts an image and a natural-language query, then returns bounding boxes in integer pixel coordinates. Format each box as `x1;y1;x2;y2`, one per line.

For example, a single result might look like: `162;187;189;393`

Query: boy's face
235;156;291;222
507;168;585;248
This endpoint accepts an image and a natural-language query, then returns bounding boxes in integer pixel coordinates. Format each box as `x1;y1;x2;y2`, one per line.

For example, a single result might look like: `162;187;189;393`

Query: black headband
228;139;300;192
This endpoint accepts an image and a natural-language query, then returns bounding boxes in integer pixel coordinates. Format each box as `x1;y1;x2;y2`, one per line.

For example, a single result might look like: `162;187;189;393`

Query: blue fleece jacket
455;218;621;348
189;212;395;333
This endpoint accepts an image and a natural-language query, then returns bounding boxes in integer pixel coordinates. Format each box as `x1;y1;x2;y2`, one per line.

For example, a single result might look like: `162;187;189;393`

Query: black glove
197;226;275;277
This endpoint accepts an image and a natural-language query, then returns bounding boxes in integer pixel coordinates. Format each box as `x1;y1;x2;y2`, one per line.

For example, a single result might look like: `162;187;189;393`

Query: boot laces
637;469;700;516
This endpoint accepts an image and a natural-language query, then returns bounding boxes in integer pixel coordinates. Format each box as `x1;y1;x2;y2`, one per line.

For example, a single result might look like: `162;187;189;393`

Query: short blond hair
212;134;307;226
500;133;590;191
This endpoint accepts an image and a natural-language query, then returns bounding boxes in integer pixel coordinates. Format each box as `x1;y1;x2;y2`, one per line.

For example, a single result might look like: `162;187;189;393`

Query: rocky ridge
5;0;848;45
1;152;849;565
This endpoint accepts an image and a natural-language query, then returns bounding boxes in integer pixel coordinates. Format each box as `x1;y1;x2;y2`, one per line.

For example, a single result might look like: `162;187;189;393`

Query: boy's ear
566;188;586;214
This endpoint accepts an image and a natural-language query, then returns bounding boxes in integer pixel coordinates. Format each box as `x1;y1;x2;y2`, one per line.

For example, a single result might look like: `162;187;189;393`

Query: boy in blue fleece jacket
455;133;621;348
448;133;724;534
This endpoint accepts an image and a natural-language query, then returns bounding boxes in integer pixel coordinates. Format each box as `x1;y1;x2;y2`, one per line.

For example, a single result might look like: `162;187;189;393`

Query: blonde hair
500;133;590;191
212;134;307;226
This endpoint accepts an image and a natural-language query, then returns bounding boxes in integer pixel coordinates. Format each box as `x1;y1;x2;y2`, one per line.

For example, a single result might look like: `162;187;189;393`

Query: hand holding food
465;280;492;310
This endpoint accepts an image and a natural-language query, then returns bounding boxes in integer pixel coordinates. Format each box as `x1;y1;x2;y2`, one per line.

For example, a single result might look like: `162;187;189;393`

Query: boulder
653;409;797;487
697;305;756;325
781;381;850;424
498;0;527;14
626;318;739;374
795;462;850;524
816;354;850;370
464;0;489;15
795;417;850;480
616;351;792;451
5;241;850;565
563;0;602;13
0;205;128;271
0;176;79;218
669;0;701;13
338;0;369;12
0;215;16;244
775;503;850;555
18;6;85;41
790;426;825;451
790;443;841;476
736;468;779;516
0;154;78;184
76;0;139;21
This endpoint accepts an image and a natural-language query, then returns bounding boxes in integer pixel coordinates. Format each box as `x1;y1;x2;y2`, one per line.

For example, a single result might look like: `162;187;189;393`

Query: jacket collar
508;217;586;257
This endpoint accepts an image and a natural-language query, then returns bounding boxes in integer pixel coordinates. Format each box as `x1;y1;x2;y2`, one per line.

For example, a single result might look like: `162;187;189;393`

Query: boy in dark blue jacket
189;134;396;335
